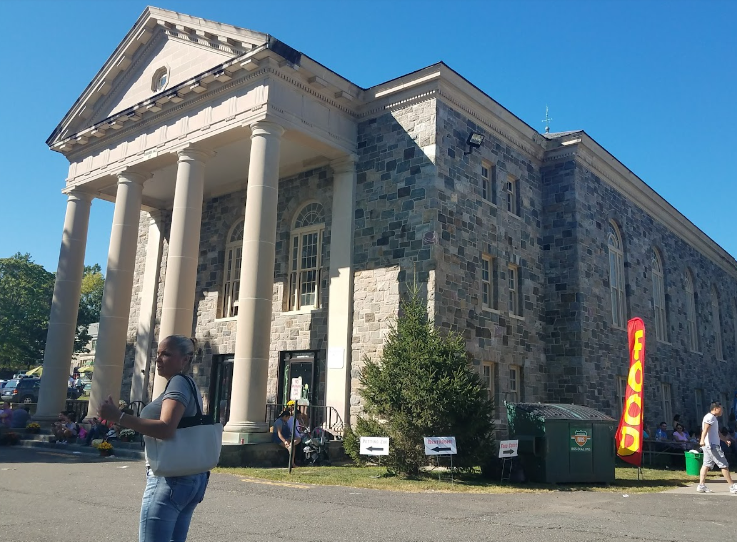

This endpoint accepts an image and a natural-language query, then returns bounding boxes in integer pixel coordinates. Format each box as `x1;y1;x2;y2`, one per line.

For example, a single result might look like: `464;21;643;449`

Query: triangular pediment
49;7;268;146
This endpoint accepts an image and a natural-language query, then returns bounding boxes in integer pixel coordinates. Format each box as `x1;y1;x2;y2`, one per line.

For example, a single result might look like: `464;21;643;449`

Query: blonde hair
164;334;197;371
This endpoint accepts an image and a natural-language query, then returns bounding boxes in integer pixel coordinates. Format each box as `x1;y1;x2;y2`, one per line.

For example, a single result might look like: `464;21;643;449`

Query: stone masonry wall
349;97;438;418
572;157;737;429
540;159;585;404
434;100;546;419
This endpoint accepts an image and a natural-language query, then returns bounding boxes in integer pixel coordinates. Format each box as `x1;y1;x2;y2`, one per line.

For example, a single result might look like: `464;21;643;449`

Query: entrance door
209;356;234;426
278;351;317;406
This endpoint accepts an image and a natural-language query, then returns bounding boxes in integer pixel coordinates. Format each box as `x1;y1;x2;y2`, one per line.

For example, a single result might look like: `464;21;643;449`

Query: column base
222;431;272;445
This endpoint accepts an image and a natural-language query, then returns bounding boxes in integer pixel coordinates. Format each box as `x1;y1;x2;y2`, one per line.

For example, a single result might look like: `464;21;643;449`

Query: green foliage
0;255;105;369
350;283;495;476
0;253;55;368
75;264;105;352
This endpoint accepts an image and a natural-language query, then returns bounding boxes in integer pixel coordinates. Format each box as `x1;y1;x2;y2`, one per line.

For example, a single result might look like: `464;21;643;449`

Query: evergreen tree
345;283;495;476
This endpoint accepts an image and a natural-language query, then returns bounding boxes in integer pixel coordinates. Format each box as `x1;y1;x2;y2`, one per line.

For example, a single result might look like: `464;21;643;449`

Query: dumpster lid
509;403;615;421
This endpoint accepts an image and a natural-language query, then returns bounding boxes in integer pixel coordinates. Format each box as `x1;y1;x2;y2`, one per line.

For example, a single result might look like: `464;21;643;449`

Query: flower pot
99;449;113;457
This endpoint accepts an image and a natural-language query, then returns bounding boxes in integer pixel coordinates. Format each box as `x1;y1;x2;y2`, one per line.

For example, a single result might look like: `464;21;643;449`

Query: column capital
249;120;285;140
65;189;93;204
117;168;152;185
330;155;358;175
176;145;216;164
146;210;163;225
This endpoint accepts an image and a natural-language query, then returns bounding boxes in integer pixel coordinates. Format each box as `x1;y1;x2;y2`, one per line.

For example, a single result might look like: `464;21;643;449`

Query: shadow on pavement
0;446;134;465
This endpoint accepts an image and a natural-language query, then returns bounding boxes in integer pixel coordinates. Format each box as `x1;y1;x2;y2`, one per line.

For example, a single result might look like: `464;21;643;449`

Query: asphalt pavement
0;446;733;541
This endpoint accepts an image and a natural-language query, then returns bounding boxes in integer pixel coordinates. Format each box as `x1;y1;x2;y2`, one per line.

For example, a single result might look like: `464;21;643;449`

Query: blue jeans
139;469;209;542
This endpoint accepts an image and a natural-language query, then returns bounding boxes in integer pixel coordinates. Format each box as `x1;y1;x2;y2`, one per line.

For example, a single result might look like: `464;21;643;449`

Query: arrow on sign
366;446;384;452
432;446;451;452
502;449;515;455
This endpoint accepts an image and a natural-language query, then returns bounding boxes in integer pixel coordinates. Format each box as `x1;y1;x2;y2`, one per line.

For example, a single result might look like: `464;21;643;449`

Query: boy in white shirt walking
697;401;737;494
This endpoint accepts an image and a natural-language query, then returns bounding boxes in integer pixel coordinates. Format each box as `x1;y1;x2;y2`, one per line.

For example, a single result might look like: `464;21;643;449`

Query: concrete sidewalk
664;477;737;496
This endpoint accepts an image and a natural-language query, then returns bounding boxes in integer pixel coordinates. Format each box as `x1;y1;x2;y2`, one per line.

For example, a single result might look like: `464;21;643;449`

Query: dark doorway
209;355;234;426
278;351;317;406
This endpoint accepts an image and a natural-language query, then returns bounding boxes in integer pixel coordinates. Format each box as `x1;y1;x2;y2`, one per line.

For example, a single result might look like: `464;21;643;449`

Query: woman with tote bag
99;334;222;542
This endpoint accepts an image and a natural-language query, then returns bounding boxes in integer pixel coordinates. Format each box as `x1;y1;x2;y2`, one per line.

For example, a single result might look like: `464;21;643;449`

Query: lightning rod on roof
542;105;553;134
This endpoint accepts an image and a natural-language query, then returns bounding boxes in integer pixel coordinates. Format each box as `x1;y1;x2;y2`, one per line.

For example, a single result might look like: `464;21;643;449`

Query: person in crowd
697;402;737;494
720;427;737;462
85;417;107;446
98;335;210;542
0;401;12;428
10;405;31;429
642;423;651;440
672;423;691;449
655;421;668;440
52;412;78;443
672;414;682;432
287;409;309;465
689;430;700;444
273;409;301;467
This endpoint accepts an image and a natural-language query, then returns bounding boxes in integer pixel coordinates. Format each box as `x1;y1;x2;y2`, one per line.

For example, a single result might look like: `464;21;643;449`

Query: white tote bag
145;375;223;477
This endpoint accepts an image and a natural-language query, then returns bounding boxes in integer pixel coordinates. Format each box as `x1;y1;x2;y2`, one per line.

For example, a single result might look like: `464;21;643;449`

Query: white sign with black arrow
423;436;457;455
360;436;389;456
498;440;519;458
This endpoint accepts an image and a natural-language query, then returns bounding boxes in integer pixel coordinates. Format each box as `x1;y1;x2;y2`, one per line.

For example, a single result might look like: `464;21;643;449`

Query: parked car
1;378;41;403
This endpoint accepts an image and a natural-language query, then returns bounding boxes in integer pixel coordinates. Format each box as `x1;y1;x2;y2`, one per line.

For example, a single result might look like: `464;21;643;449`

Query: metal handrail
265;403;345;439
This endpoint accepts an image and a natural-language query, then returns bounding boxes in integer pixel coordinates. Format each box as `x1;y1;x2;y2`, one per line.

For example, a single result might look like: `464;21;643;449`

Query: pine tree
345;283;495;476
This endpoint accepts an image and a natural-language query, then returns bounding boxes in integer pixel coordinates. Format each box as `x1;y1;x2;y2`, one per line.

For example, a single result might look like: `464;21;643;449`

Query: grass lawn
214;464;711;494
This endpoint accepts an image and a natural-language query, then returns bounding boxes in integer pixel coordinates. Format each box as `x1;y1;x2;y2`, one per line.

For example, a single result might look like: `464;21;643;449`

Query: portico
39;7;359;439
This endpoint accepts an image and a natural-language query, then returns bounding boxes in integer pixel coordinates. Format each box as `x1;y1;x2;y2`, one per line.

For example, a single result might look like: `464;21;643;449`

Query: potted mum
119;428;136;442
0;432;20;445
96;441;114;457
26;422;41;434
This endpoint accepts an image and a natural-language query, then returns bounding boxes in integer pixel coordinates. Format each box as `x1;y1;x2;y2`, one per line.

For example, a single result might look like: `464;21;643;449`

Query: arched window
288;202;325;311
608;221;626;328
685;270;698;352
220;220;244;318
712;286;724;361
652;249;667;341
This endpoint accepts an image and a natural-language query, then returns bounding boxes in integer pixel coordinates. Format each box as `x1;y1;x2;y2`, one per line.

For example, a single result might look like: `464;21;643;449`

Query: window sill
508;212;523;221
282;307;323;316
214;316;238;323
482;307;501;315
483;200;498;208
509;313;525;321
656;339;672;346
611;325;627;332
689;350;703;356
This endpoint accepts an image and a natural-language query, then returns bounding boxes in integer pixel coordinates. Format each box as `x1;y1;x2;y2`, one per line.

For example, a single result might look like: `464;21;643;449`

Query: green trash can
685;451;703;476
506;403;617;484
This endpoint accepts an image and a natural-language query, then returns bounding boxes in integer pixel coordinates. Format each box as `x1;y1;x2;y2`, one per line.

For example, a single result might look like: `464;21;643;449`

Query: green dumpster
506;403;617;484
684;451;703;476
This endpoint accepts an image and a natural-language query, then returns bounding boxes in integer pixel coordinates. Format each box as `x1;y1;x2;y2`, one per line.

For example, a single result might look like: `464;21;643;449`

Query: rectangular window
481;162;496;205
713;295;724;361
481;254;497;310
505;177;519;216
509;365;520;403
661;383;673;427
617;376;627;417
481;362;495;403
508;264;521;316
652;270;667;341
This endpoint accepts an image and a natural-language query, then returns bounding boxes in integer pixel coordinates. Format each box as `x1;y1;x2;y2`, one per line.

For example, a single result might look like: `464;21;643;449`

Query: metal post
287;409;296;474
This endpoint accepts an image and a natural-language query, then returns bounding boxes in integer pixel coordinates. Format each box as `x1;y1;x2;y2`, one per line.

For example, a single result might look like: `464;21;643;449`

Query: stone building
37;7;737;440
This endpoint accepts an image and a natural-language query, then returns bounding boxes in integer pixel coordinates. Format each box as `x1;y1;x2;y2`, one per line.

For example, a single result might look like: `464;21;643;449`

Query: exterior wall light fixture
464;132;485;155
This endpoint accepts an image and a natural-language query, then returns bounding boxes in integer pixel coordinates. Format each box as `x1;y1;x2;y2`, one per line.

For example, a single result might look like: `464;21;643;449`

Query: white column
152;147;213;397
130;212;163;404
88;170;148;418
224;121;284;440
325;157;357;426
36;191;92;420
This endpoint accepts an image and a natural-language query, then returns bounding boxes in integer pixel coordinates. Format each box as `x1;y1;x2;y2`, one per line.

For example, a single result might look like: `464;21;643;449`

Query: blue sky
0;0;735;272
